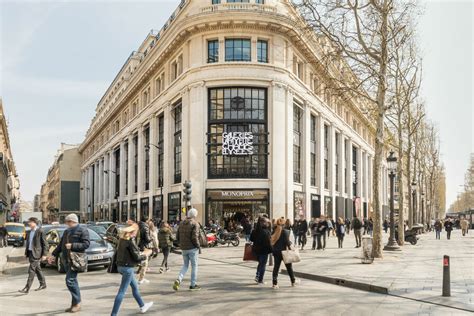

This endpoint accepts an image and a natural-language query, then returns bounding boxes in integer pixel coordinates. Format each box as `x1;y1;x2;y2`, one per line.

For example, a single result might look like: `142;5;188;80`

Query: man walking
18;217;48;294
173;208;201;291
48;214;90;313
297;214;308;250
137;217;152;285
444;218;453;240
0;224;7;248
351;216;363;248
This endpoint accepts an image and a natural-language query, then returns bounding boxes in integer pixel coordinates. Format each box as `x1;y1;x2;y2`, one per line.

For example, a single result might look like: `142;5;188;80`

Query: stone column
329;125;336;219
303;101;312;219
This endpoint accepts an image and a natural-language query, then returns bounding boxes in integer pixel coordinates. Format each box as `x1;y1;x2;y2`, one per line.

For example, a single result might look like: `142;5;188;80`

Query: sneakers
166;267;171;273
173;280;180;291
257;282;266;287
292;278;301;287
159;267;164;274
140;302;153;314
272;284;279;290
138;279;150;285
254;276;259;283
190;285;202;291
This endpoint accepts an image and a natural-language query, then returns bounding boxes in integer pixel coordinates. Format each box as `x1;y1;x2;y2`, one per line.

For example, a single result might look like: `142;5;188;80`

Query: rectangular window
324;124;329;190
310;114;316;186
174;102;182;184
114;148;120;198
225;39;251;62
293;104;302;183
352;146;358;197
124;142;129;196
144;126;150;191
227;0;250;2
158;114;164;188
168;192;181;222
257;40;268;63
208;87;268;179
212;0;220;3
133;134;138;193
155;73;164;96
335;132;340;192
256;0;265;3
344;139;348;194
208;40;219;63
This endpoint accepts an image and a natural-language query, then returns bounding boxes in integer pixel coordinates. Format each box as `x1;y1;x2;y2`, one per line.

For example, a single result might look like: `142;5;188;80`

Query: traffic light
183;181;192;205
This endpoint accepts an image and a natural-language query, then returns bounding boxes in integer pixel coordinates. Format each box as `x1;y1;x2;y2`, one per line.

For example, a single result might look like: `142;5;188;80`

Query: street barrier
442;255;450;297
361;236;374;264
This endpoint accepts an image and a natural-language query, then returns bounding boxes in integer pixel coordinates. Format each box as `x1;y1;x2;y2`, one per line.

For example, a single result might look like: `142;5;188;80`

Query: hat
65;213;79;223
187;208;198;219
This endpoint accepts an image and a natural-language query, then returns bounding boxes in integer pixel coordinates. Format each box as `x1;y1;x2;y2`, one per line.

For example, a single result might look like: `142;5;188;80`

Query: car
5;222;26;247
94;221;114;230
105;223;129;246
43;225;115;273
87;224;107;239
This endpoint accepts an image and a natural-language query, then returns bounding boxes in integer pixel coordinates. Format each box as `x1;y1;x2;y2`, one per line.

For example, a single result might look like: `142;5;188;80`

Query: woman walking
250;217;272;285
149;220;159;263
158;222;174;273
271;218;296;289
335;217;345;248
111;225;153;316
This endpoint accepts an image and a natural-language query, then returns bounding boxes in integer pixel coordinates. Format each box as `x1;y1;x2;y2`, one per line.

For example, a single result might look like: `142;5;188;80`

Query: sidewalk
199;229;474;312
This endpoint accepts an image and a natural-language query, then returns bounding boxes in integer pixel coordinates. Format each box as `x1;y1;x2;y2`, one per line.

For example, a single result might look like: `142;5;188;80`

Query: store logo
222;132;254;156
221;191;255;197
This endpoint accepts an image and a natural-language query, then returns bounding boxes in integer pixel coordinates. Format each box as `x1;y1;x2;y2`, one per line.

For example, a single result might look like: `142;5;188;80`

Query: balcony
201;3;277;14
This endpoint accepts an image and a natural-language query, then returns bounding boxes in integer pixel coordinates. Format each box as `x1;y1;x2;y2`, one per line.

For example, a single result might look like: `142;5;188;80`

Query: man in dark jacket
18;217;48;294
352;216;363;248
49;214;90;313
173;208;201;292
250;216;272;285
297;215;308;250
444;219;454;240
137;218;152;284
0;225;7;247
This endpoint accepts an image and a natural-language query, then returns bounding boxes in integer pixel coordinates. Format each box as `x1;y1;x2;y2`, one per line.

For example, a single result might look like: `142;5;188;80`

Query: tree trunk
407;140;413;229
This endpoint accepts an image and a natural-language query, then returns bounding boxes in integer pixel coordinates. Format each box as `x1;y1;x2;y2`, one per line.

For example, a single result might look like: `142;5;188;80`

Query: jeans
255;254;268;283
272;251;295;286
337;235;344;248
161;247;170;268
312;236;317;250
26;252;45;288
64;261;81;306
297;234;307;248
111;266;145;316
446;230;451;240
178;248;199;287
436;230;441;239
354;229;362;247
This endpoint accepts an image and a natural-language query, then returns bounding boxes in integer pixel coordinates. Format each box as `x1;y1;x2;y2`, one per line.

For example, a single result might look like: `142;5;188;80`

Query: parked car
5;222;26;247
94;221;114;230
105;223;129;246
43;225;115;273
87;224;107;239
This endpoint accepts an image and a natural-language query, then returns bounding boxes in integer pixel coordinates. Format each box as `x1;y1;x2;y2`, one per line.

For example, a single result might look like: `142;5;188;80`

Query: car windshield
89;226;106;235
6;226;24;234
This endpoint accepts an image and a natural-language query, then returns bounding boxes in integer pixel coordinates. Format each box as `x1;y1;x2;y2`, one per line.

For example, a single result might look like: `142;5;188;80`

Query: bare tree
295;0;419;258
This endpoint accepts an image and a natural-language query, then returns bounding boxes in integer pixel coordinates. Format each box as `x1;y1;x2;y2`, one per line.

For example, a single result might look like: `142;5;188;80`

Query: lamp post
421;192;425;227
411;181;417;228
384;151;401;251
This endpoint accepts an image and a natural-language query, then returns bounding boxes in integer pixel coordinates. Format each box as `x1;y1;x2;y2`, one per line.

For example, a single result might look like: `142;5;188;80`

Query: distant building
39;143;83;223
0;98;20;224
33;194;40;212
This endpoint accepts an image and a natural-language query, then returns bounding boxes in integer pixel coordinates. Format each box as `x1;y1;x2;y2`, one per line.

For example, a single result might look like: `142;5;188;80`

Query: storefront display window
140;198;149;220
293;191;305;219
168;192;181;223
121;201;128;222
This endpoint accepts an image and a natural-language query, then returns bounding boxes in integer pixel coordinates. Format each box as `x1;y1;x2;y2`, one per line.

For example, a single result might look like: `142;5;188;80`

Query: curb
281;270;389;295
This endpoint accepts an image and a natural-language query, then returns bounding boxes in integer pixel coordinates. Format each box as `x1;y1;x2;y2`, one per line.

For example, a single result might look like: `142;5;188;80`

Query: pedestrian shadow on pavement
0;291;28;298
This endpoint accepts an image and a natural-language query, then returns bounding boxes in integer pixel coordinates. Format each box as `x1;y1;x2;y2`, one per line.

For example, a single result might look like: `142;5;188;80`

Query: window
124;142;129;196
208;40;219;63
227;0;249;2
168;192;181;222
174;102;182;184
132;102;138;117
122;110;128;126
158;114;164;188
155;73;164;96
143;88;150;106
352;146;358;197
324;124;329;190
208;87;268;179
312;75;320;95
256;0;265;3
133;134;138;193
144;126;150;191
344;139;349;194
310;114;316;186
335;132;340;192
114;148;120;197
225;39;251;62
293;104;302;183
257;40;268;63
212;0;220;3
171;61;178;81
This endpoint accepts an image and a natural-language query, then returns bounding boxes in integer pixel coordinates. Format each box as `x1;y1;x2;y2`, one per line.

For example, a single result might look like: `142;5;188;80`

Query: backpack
339;225;346;235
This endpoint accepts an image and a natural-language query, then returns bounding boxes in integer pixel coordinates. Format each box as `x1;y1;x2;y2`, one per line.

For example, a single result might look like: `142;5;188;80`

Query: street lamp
384;151;401;251
411;181;417;228
421;191;425;227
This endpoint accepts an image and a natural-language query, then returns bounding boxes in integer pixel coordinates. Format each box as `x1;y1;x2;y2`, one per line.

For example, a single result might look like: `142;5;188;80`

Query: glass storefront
130;199;137;221
121;201;128;223
293;191;305;219
168;192;181;223
206;189;269;229
207;87;268;179
140;198;149;220
152;195;163;222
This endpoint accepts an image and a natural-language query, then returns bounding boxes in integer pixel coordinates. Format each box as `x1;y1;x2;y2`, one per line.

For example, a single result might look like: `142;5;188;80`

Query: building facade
0;99;20;224
40;143;83;223
79;0;390;225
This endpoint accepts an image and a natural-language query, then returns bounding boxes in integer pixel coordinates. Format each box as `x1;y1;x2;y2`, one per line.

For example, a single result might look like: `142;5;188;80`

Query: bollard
442;255;450;297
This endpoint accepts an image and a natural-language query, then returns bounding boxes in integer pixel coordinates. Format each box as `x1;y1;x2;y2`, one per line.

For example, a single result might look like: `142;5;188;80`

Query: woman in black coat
250;217;272;285
271;218;296;289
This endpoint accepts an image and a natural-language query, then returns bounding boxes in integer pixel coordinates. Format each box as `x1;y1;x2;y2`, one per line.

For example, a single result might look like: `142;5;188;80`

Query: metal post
384;171;400;251
442;255;450;297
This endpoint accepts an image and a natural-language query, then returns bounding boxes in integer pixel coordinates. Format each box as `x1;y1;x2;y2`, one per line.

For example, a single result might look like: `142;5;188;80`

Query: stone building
40;143;83;223
79;0;390;225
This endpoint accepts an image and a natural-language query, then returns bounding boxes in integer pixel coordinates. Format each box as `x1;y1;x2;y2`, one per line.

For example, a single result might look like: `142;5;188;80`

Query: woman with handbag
250;217;272;286
158;222;174;273
111;224;154;316
271;217;296;289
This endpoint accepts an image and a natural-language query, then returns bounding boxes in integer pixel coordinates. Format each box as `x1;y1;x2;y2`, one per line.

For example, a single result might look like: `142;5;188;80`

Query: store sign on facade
222;132;254;156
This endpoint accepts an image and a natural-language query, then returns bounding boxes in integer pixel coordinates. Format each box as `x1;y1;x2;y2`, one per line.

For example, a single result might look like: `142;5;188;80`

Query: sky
0;0;472;208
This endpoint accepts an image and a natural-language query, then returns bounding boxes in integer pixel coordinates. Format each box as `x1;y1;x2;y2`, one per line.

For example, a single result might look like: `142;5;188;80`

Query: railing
201;3;277;14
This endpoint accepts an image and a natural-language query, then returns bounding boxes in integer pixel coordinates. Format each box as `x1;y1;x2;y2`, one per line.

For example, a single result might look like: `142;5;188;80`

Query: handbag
67;232;88;272
198;223;208;248
107;240;120;274
282;245;301;264
243;242;257;261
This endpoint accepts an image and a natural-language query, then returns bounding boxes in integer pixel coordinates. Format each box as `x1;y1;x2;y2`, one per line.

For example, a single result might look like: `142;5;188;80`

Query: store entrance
206;189;269;230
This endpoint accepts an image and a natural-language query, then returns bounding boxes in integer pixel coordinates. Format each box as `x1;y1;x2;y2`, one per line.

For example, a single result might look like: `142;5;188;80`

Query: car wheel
57;257;66;273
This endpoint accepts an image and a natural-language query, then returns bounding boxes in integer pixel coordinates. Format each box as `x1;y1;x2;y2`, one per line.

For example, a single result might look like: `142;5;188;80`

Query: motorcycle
205;229;218;248
216;228;240;247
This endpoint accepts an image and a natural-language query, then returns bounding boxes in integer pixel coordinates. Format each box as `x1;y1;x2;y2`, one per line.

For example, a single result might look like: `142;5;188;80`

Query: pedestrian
0;224;7;248
344;218;351;235
284;219;292;231
242;217;252;242
434;219;442;239
331;218;336;236
335;217;345;249
18;217;48;294
48;214;90;313
327;218;333;238
297;214;308;250
270;218;296;289
351;216;363;248
173;208;201;291
149;220;159;261
460;218;469;236
310;218;319;250
383;219;389;233
444;219;453;240
158;222;174;273
368;218;374;236
111;224;154;316
250;216;272;286
362;218;368;235
317;216;328;250
292;219;298;245
137;217;152;285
